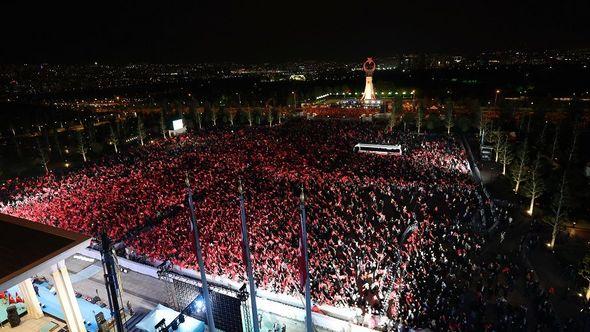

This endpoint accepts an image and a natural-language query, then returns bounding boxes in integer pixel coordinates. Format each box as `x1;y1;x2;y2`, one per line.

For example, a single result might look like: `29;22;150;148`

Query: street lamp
494;89;501;106
292;91;297;109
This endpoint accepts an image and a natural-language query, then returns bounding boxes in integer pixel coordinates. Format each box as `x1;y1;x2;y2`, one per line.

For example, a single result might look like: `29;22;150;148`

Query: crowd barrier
79;248;376;332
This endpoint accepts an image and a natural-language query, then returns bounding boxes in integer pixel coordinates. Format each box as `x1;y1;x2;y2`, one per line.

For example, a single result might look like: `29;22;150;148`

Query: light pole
299;187;313;332
494;89;500;106
238;181;260;332
381;223;417;313
292;91;297;109
185;176;216;332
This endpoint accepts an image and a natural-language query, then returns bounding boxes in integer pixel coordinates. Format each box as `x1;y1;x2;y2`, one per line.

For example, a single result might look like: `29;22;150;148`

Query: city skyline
0;2;589;331
1;1;590;63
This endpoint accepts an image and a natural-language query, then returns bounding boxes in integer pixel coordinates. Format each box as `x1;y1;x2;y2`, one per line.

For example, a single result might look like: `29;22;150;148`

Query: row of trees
485;115;581;249
8;103;295;177
482;108;590;301
157;104;292;139
386;99;459;135
103;100;294;144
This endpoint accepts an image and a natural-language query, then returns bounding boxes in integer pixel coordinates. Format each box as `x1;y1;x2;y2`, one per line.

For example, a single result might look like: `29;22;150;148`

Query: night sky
1;1;589;63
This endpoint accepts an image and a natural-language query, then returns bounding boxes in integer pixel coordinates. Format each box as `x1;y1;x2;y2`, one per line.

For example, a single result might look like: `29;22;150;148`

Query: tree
511;137;529;193
137;114;145;146
42;127;52;153
228;108;236;126
568;125;579;164
445;101;454;135
499;136;513;175
536;121;548;149
36;138;49;174
178;104;186;126
523;153;544;215
86;119;97;147
211;106;220;126
115;117;123;142
478;107;485;138
52;127;63;159
267;108;274;127
489;128;504;162
10;124;23;159
416;103;424;134
579;254;590;300
511;137;528;193
194;107;203;130
277;107;285;124
246;107;253;126
387;100;398;132
109;124;119;153
543;170;569;249
77;131;88;162
550;126;559;160
160;108;167;138
480;120;493;148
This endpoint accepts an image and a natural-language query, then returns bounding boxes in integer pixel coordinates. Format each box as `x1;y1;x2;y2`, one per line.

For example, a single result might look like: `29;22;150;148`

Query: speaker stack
6;305;21;327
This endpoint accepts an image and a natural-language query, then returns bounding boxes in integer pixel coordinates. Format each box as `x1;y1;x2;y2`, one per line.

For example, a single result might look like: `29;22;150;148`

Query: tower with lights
361;57;377;102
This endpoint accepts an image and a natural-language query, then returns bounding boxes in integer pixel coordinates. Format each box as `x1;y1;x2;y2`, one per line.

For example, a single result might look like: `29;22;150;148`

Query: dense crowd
304;107;379;119
1;119;485;329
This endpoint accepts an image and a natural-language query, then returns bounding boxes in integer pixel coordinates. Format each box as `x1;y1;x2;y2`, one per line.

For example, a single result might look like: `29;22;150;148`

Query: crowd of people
1;119;488;329
304;107;379;119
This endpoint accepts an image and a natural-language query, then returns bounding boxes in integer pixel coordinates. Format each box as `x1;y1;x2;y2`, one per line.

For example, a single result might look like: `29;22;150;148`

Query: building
0;213;91;331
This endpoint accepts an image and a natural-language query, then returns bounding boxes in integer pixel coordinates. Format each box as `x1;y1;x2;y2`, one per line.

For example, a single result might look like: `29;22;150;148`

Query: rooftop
0;213;91;290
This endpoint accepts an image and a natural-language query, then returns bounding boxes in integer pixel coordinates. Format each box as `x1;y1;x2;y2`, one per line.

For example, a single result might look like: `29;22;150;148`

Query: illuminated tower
361;57;376;102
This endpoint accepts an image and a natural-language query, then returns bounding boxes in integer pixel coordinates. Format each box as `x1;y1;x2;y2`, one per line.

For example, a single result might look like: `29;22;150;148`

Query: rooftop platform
0;213;91;291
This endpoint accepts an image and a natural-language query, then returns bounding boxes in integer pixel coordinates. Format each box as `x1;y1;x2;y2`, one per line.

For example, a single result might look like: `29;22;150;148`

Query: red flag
298;226;306;292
